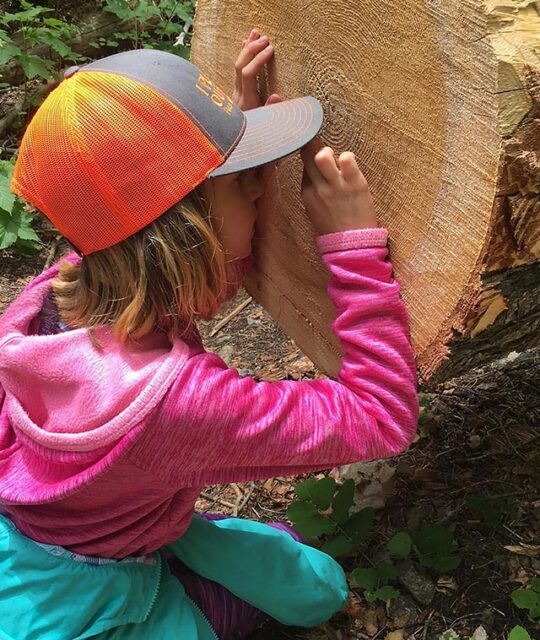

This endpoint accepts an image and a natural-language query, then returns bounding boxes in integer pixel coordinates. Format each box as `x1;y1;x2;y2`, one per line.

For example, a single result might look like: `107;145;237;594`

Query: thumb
265;93;283;106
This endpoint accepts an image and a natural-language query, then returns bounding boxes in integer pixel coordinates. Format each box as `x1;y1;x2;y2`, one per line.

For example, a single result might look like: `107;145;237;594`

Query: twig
230;482;243;516
422;610;435;640
209;296;253;337
43;235;62;270
0;78;57;139
237;482;256;515
200;491;236;511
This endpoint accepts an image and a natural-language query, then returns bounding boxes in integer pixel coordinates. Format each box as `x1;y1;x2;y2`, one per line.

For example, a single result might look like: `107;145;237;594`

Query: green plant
288;478;462;606
511;578;540;622
350;523;460;604
386;524;461;571
466;494;518;527
286;477;374;557
0;159;39;252
0;1;81;81
411;524;461;572
100;0;195;58
508;626;532;640
351;562;399;603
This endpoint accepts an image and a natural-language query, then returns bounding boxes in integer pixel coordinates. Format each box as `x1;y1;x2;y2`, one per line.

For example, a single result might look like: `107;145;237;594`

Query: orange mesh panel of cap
12;71;223;254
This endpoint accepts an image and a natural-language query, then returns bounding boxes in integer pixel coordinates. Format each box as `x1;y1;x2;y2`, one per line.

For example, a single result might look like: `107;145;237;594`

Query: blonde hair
52;185;242;343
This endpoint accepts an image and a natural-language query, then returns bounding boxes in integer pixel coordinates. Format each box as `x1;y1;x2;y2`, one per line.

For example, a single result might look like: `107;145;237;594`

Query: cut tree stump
192;0;540;386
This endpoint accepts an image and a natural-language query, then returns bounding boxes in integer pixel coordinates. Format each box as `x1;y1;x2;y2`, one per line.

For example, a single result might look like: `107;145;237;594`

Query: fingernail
258;35;269;43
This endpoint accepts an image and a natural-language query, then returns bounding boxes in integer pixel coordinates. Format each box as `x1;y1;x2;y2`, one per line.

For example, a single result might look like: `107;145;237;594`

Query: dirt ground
1;239;538;640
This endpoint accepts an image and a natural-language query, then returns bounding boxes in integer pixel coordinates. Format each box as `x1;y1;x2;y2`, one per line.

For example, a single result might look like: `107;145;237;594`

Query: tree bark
191;0;539;386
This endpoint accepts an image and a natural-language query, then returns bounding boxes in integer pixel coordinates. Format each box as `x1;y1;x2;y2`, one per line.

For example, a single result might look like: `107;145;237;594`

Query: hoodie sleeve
127;228;419;487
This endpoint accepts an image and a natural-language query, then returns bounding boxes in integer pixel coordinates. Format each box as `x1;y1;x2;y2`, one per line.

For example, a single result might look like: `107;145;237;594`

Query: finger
314;147;343;187
265;93;282;106
300;137;326;185
238;44;274;99
241;29;258;50
339;151;361;183
234;36;270;94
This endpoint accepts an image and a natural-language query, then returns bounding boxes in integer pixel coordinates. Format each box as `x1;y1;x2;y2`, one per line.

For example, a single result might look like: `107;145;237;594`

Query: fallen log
191;0;540;386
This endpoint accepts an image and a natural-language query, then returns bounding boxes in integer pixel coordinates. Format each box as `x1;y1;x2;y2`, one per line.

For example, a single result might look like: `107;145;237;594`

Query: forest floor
1;239;539;640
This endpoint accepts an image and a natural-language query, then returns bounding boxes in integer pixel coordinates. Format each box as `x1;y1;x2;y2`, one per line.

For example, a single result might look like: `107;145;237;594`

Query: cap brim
208;96;323;177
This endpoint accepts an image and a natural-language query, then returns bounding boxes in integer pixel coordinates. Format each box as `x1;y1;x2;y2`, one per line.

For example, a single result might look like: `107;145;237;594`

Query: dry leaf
342;592;363;619
471;625;488;640
386;631;406;640
436;575;458;592
335;460;397;510
504;544;540;557
360;607;386;636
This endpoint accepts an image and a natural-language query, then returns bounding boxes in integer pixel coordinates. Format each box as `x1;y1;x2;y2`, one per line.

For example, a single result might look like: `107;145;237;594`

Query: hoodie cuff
316;227;388;254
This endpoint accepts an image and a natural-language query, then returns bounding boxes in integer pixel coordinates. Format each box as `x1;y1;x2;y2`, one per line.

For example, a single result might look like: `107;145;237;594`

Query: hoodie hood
0;256;190;454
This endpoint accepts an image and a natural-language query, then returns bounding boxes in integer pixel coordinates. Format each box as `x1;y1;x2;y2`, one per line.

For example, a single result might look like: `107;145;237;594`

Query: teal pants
0;514;348;639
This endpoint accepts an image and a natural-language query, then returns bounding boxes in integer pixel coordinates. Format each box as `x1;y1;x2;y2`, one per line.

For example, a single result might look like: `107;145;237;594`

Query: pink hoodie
0;228;418;558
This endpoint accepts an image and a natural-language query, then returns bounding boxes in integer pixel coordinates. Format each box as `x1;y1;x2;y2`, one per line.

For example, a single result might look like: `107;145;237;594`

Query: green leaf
320;533;356;558
295;513;336;538
311;477;336;510
0;42;20;66
104;0;135;21
375;561;397;583
15;236;40;253
529;604;540;621
508;626;532;640
531;577;540;593
418;552;434;568
0;173;15;212
431;554;461;573
4;6;52;23
413;524;456;555
342;508;375;543
321;508;374;557
294;478;317;500
132;1;160;21
351;568;377;591
388;531;412;558
511;589;540;611
286;500;315;520
16;224;39;241
18;53;52;80
39;32;73;58
372;585;399;602
0;209;18;249
286;501;335;538
0;160;15;179
331;479;354;524
157;22;183;37
43;18;66;27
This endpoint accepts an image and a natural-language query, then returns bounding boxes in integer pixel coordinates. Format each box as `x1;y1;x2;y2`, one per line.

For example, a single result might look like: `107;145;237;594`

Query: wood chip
504;544;540;557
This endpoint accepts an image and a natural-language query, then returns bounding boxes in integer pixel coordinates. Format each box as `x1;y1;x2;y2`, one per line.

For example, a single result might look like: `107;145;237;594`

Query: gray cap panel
81;49;245;156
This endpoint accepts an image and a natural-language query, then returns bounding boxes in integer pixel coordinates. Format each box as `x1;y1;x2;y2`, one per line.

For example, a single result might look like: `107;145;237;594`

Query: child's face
202;168;264;260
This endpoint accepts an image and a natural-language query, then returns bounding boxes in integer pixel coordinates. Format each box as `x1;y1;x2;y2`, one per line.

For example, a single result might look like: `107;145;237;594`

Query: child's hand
232;28;282;110
300;137;379;235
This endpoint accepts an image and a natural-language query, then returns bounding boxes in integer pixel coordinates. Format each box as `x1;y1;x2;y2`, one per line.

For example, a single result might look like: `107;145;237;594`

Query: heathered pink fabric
0;227;418;558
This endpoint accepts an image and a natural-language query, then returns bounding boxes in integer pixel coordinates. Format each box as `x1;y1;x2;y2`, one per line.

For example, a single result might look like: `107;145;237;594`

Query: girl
0;29;418;640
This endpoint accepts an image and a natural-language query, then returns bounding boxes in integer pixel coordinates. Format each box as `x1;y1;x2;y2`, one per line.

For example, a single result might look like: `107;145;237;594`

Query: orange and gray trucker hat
11;49;323;255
